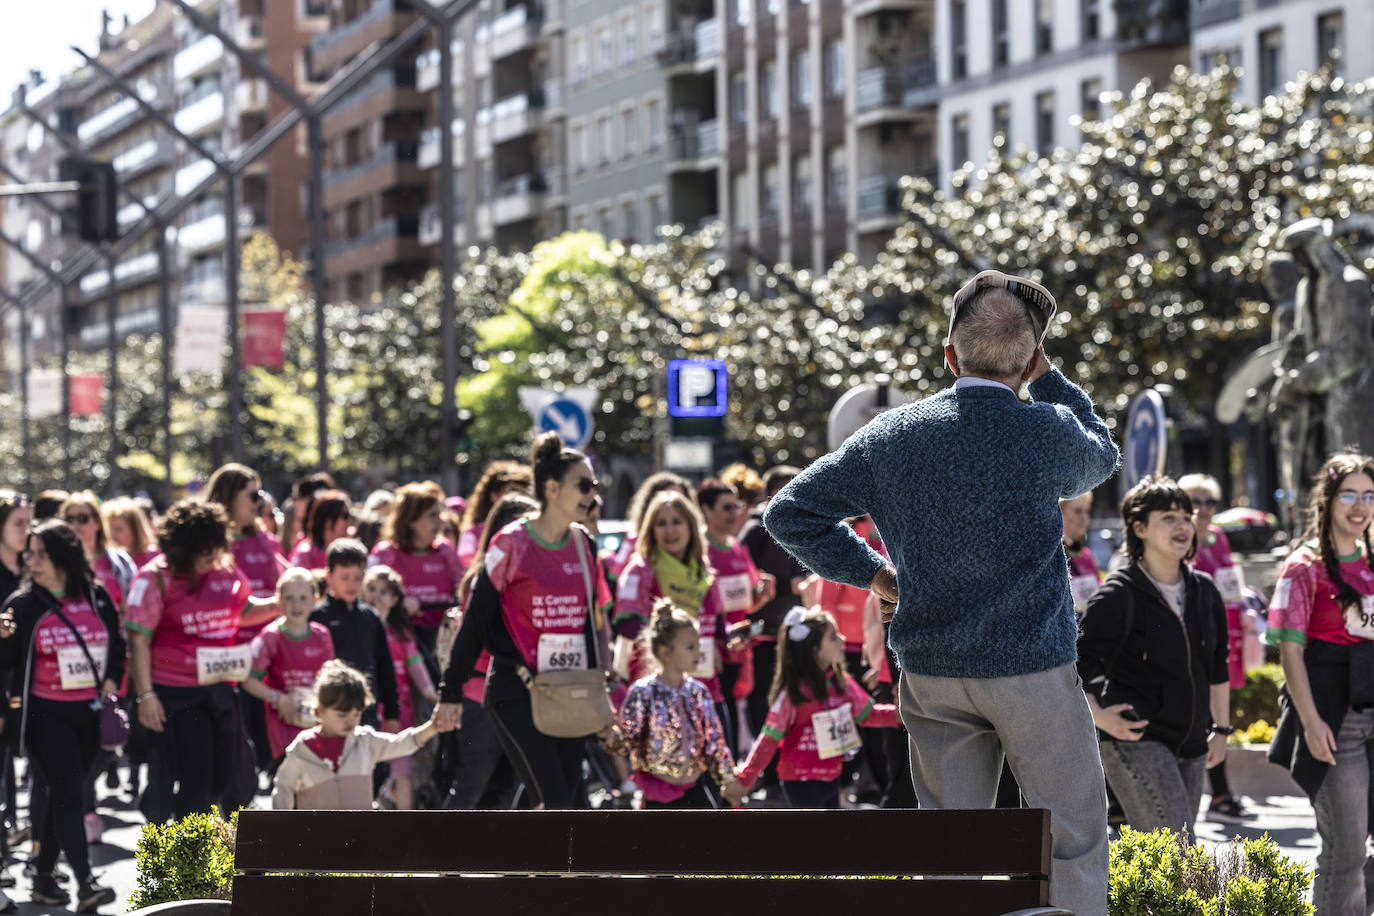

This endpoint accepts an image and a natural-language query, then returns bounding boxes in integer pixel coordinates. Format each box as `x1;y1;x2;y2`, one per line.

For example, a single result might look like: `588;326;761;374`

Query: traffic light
59;157;118;242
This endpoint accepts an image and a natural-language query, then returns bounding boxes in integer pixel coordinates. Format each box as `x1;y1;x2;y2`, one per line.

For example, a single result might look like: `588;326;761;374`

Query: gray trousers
1312;707;1374;916
1098;739;1206;844
900;663;1109;916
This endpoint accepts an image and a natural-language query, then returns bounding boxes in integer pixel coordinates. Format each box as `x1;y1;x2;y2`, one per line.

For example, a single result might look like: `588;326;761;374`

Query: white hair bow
782;606;811;642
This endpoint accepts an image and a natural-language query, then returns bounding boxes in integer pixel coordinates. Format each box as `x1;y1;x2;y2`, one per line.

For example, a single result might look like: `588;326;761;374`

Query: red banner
242;308;286;370
69;373;103;417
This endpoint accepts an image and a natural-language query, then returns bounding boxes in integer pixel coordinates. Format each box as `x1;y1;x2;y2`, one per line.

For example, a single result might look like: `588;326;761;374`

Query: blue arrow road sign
1124;388;1167;489
538;398;593;449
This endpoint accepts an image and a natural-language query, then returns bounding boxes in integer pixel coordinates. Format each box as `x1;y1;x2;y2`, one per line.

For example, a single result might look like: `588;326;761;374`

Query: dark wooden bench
230;808;1070;915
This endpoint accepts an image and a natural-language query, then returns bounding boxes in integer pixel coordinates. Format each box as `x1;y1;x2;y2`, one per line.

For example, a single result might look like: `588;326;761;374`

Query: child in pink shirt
737;607;898;808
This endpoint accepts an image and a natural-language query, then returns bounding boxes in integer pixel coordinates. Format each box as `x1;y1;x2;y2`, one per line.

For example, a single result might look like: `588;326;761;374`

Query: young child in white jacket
272;659;451;809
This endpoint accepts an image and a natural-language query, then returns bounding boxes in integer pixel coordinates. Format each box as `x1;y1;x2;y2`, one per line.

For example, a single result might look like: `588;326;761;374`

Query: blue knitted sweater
763;368;1119;678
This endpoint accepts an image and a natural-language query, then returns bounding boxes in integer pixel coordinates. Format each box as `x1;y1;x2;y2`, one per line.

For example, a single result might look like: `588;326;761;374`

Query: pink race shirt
456;525;482;574
485;520;597;672
288;541;329;572
250;620;335;757
385;630;424;727
1267;543;1374;648
1192;526;1245;608
369;539;463;628
30;595;109;702
705;537;761;627
614;553;725;702
233;530;285;599
124;556;253;688
93;553;123;608
132;548;162;569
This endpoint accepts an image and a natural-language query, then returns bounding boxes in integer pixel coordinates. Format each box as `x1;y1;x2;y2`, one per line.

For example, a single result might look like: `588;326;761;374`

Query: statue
1218;217;1374;531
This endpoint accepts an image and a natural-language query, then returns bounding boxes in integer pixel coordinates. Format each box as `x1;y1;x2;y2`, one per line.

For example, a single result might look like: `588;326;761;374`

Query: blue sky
0;1;156;102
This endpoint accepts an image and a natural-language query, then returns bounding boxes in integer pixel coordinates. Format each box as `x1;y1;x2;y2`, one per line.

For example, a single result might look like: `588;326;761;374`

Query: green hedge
1231;664;1285;732
129;807;237;910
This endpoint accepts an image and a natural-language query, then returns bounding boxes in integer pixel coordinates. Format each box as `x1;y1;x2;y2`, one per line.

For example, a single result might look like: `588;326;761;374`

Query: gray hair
949;289;1038;379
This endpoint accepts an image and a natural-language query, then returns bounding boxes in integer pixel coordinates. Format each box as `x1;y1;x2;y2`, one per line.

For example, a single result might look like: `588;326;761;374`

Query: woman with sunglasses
437;432;611;809
59;493;135;611
0;520;122;911
1266;452;1374;915
369;481;464;656
1178;473;1254;825
288;490;353;572
207;464;286;604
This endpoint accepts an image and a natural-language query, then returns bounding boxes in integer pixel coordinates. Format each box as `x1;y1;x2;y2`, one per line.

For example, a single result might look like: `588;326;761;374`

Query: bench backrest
231;808;1052;916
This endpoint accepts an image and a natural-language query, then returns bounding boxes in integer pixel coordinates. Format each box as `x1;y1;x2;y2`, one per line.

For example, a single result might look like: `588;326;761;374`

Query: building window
623;202;639;240
1081;0;1099;43
952;113;970;168
621;14;638;65
732;0;750;27
646;3;664;53
1317;12;1343;74
824;39;844;99
622;109;638;158
598;116;613;165
596;24;614;74
1080;78;1101;123
826;146;846;204
792;50;812;107
951;0;967;79
991;0;1009;68
598;207;614;238
1036;0;1053;55
731;71;749;124
762;163;779;216
572;33;589;83
793;154;812;213
762;59;778;119
647;99;664;150
1258;28;1282;99
1035;91;1054;156
573;122;589;172
647;193;664;233
992;102;1011;149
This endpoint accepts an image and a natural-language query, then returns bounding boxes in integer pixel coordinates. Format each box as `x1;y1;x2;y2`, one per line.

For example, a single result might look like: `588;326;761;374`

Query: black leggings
26;698;98;882
487;698;586;809
143;684;236;823
782;778;840;809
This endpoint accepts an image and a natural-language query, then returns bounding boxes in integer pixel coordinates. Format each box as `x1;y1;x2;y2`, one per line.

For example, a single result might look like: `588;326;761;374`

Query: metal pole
58;284;71;490
17;293;31;494
437;19;457;493
225;175;243;461
308;116;328;471
105;252;120;495
157;231;174;504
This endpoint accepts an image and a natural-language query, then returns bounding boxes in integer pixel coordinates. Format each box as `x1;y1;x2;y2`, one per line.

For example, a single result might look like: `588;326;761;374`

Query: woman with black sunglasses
0;520;122;912
58;493;135;612
437;432;611;809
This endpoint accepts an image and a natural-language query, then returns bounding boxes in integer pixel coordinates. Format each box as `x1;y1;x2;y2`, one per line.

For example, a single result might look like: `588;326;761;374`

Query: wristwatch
1210;725;1235;736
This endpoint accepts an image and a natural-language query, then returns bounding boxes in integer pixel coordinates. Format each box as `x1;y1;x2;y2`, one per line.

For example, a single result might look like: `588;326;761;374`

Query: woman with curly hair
124;501;277;823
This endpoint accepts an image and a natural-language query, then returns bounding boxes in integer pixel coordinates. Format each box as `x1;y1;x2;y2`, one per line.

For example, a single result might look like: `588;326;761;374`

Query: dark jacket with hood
1077;562;1229;758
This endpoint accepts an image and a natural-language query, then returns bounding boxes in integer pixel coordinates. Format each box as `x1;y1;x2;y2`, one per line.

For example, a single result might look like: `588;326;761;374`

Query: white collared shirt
953;376;1017;395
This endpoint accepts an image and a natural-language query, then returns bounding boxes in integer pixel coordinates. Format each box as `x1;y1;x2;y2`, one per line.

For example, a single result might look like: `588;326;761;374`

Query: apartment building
1193;0;1374;103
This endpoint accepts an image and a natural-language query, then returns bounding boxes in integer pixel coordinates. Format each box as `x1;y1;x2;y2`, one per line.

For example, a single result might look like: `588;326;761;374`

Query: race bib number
1343;596;1374;641
1070;575;1099;614
812;703;862;760
537;633;585;673
196;644;254;685
57;644;103;691
693;636;717;679
717;574;753;614
1214;566;1245;604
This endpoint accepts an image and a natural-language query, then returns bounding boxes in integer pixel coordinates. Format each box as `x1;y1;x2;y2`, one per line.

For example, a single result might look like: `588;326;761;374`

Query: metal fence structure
0;0;476;501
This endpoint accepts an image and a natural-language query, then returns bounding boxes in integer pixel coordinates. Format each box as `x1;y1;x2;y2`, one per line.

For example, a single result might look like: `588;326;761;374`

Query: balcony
491;4;542;60
490;92;543;144
311;0;416;75
857;176;902;232
322;141;422;208
418;120;466;168
415;39;464;92
1119;0;1190;48
493;173;548;226
657;18;720;71
323;69;423;133
853;0;929;16
1192;0;1238;28
667;119;720;169
236;78;269;114
178;211;227;253
176;159;218;196
324;214;420;259
234;14;266;50
174;34;225;81
175;89;226;136
79;251;161;295
855;60;938;124
76;80;159;143
418;199;467;246
79;307;160;347
117;194;161;227
113;137;171;178
182;272;226;305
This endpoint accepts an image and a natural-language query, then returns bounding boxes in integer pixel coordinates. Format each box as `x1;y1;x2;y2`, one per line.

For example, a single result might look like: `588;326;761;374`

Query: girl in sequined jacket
610;600;746;809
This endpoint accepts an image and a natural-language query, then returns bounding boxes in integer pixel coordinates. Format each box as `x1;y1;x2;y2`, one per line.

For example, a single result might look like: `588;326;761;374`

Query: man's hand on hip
871;565;898;623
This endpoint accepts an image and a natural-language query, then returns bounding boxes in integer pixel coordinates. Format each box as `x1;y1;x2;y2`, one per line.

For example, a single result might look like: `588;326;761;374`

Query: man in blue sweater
765;271;1119;915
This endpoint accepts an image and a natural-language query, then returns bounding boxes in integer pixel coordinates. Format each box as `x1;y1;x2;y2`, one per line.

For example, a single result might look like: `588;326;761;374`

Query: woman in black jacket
0;520;123;912
1077;476;1230;844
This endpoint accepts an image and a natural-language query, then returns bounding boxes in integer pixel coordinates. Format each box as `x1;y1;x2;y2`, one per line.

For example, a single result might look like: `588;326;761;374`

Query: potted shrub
129;808;237;912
